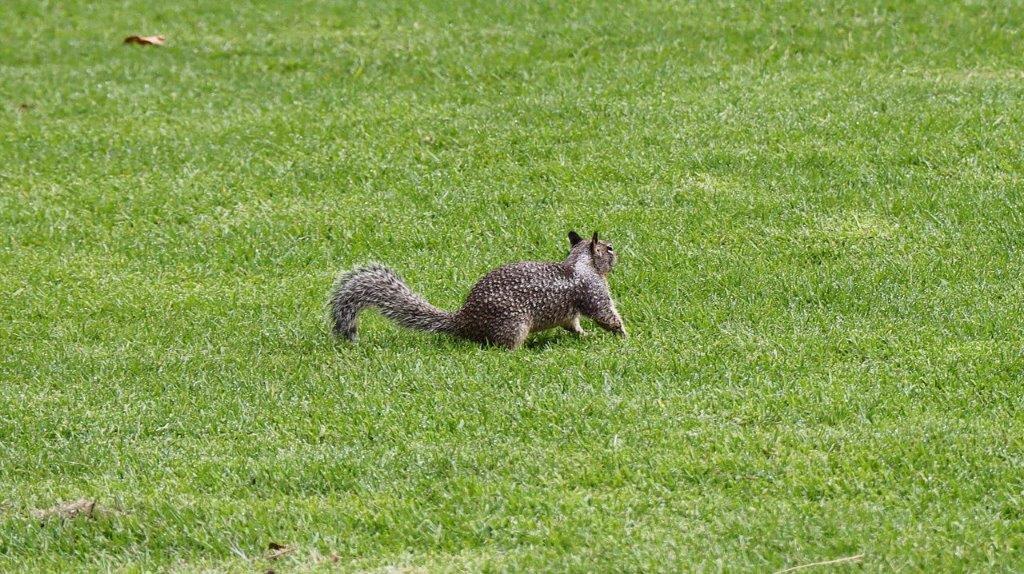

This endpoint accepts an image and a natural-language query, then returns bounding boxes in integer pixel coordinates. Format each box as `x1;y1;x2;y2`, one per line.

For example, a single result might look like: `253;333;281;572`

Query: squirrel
328;231;626;349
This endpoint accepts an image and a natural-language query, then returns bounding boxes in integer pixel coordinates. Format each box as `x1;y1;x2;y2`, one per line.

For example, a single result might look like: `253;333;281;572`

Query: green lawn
2;0;1024;571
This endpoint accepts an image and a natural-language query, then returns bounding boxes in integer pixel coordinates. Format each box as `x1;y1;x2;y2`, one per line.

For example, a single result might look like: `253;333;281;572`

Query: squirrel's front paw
615;326;628;338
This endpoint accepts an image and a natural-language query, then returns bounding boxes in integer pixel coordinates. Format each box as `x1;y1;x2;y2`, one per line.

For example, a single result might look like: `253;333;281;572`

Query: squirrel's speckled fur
328;231;626;349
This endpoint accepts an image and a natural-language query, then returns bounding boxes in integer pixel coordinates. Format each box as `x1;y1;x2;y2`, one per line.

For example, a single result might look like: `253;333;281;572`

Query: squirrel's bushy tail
328;264;454;340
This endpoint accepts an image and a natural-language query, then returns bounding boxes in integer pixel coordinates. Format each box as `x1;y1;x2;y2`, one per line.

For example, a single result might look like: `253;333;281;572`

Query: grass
2;0;1023;571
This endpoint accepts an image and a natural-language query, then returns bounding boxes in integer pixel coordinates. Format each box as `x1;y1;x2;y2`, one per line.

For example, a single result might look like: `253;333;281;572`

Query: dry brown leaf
266;542;293;560
31;499;96;521
123;35;165;46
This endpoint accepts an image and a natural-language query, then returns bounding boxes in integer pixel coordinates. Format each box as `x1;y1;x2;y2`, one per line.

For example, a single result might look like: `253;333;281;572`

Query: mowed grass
2;0;1024;571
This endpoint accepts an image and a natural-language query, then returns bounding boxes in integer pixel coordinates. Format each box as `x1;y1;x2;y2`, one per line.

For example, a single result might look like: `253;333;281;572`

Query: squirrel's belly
528;309;576;333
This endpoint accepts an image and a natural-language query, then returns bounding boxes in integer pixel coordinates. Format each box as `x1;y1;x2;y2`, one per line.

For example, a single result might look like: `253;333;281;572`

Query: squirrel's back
452;262;578;342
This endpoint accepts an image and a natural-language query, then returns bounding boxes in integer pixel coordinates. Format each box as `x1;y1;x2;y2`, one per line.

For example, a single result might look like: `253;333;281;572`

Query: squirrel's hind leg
490;320;530;350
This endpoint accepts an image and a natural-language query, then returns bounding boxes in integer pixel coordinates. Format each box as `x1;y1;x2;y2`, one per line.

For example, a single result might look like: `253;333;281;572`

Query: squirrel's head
568;231;617;275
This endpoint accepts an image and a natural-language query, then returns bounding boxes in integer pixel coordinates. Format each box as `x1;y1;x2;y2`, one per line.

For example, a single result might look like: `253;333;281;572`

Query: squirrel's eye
607;245;614;251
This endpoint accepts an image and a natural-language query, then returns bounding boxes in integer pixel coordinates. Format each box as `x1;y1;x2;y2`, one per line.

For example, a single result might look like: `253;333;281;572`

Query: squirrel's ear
568;231;582;246
590;232;599;253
